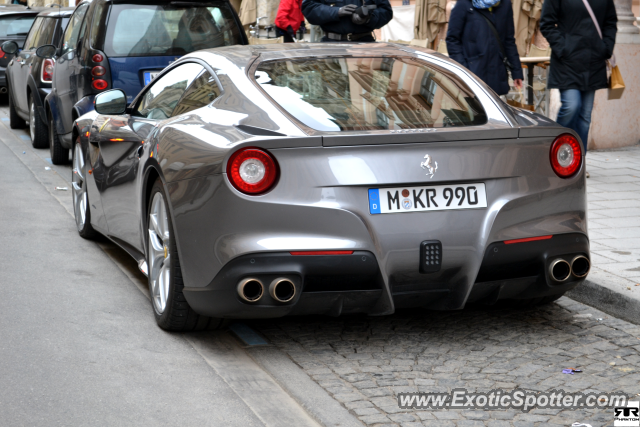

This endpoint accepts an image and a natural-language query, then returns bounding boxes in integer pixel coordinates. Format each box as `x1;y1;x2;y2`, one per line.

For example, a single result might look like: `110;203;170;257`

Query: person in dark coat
302;0;392;42
540;0;617;152
446;0;523;96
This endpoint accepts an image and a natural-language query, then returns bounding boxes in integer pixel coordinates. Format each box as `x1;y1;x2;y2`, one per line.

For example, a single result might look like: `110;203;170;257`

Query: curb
567;279;640;325
245;345;365;427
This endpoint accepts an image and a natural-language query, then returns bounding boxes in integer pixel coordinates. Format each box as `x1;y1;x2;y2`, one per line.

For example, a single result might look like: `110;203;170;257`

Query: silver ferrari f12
72;43;589;331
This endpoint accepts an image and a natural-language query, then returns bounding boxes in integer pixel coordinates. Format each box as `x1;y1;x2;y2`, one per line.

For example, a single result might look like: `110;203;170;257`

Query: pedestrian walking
540;0;617;153
446;0;523;96
276;0;305;42
301;0;393;43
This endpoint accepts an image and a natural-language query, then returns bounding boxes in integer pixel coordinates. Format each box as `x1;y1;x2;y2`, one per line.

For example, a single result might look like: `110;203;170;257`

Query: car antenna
46;3;63;14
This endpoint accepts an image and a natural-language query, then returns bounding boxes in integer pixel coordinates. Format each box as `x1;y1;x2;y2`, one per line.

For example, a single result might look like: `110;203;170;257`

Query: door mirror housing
35;44;57;59
95;89;127;115
1;40;18;55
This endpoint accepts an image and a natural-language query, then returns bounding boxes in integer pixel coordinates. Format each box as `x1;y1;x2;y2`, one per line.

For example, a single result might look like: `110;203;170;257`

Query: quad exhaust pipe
0;87;7;94
237;278;264;302
549;256;591;282
237;277;297;303
269;278;296;303
570;255;590;278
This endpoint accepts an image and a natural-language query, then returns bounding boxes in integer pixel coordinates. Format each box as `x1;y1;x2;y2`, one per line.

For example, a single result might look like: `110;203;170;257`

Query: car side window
60;3;89;55
90;1;107;48
133;63;206;120
35;18;57;47
23;17;43;50
172;69;221;116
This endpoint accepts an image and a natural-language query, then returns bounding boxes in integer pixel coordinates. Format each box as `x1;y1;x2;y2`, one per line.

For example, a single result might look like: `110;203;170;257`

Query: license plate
368;183;487;214
143;71;161;86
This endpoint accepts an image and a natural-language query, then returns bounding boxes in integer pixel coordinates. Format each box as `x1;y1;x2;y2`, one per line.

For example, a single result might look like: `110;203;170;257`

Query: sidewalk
566;145;640;324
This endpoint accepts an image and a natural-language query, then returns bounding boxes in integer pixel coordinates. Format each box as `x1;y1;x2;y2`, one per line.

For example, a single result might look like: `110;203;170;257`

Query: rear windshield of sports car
101;2;243;57
255;57;488;132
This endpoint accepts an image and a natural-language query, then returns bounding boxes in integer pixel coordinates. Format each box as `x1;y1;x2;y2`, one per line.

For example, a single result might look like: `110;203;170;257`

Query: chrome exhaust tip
237;278;264;302
0;87;7;94
549;259;572;282
571;255;590;278
269;278;296;303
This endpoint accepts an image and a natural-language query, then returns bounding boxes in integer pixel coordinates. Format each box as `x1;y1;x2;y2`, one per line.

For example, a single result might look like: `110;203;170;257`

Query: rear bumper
184;251;383;318
183;233;589;319
0;67;6;87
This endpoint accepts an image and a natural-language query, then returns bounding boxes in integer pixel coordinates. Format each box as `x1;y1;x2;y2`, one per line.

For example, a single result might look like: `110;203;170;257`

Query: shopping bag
507;88;535;111
608;64;625;100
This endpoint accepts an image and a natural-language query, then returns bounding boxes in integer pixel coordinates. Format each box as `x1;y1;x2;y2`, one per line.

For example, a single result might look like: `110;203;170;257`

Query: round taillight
92;66;106;76
550;133;582;178
0;47;5;59
227;148;278;194
92;79;108;91
92;53;104;62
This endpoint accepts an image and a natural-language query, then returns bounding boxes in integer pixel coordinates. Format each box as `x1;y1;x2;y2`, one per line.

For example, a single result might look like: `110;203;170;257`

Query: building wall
0;0;73;6
588;43;640;150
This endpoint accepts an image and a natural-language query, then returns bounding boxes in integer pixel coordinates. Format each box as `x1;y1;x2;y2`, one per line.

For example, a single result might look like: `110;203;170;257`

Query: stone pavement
246;147;640;427
584;146;640;299
250;298;640;427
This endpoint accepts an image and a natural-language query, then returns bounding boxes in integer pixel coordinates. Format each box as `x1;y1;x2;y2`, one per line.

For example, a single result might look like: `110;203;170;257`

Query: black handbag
478;12;513;74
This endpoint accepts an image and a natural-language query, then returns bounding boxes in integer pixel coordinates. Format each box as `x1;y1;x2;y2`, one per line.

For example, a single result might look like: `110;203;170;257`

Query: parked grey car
72;43;590;331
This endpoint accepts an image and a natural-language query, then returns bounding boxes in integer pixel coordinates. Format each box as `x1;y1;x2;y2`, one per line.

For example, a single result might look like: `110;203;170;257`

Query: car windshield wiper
6;32;28;36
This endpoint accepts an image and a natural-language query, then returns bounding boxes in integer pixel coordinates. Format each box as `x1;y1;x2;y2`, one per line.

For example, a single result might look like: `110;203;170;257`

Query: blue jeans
556;89;595;151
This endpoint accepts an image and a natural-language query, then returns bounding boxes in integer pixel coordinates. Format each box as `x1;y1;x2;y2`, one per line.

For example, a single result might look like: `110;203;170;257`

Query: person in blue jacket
302;0;392;42
446;0;523;95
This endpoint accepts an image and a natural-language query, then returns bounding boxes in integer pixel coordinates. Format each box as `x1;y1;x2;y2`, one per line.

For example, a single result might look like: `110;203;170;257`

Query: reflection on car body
41;0;246;165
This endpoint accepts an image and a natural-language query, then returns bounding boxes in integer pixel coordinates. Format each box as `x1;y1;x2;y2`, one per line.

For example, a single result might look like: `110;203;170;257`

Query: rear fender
44;92;64;135
73;95;97;123
26;75;48;124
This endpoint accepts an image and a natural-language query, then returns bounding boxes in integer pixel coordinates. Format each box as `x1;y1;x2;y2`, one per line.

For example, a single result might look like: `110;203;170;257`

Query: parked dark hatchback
3;8;72;148
38;0;247;164
0;7;44;89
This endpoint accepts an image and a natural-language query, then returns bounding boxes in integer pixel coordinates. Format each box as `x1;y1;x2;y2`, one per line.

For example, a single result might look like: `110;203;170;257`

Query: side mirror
95;89;127;115
36;44;56;59
1;40;18;55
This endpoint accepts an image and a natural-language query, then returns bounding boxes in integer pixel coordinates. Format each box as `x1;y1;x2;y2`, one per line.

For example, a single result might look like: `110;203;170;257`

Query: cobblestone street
251;298;640;427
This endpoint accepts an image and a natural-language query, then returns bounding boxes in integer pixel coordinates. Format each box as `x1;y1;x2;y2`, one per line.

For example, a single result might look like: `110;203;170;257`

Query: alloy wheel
29;100;36;142
148;192;171;314
71;144;87;230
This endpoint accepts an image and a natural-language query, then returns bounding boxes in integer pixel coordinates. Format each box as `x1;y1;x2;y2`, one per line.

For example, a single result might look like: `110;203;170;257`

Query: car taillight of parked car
0;46;4;59
227;147;279;195
91;66;106;77
550;134;582;178
92;78;108;91
42;59;54;82
90;53;108;91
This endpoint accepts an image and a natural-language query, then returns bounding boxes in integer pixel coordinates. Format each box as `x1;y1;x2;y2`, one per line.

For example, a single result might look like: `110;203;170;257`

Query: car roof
190;43;439;68
37;7;75;17
0;8;45;16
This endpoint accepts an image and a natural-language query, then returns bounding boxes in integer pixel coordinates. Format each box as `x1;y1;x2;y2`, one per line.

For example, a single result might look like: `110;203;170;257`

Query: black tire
72;136;99;240
147;179;225;332
8;88;26;129
29;94;48;148
49;114;69;164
